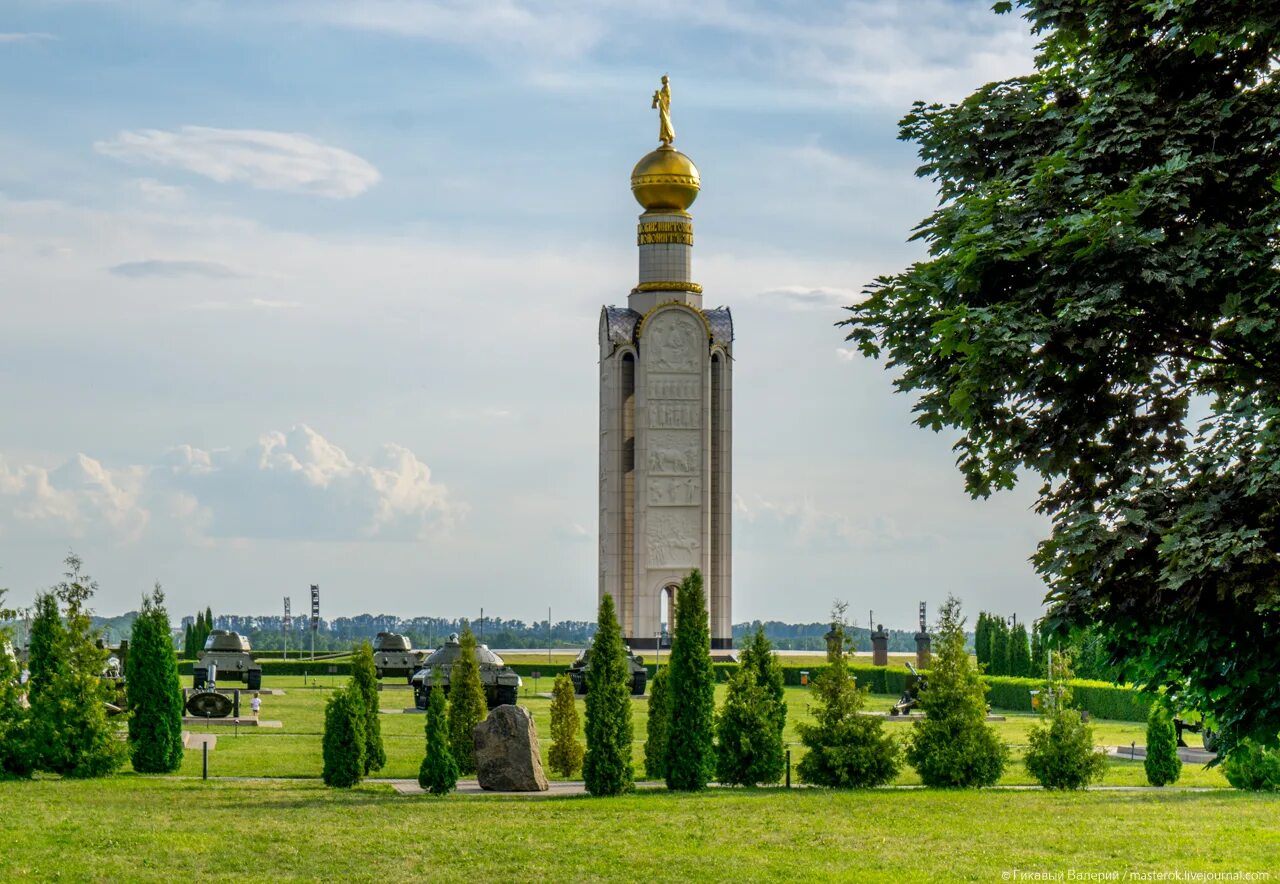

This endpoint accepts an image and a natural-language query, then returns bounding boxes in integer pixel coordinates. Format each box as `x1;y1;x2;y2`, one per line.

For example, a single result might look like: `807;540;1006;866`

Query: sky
0;1;1052;630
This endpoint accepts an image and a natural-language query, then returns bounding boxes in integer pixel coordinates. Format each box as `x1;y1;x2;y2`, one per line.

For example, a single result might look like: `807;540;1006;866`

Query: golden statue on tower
652;74;674;146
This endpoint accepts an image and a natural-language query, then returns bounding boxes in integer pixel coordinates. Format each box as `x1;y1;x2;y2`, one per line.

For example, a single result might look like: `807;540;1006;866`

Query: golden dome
631;145;700;212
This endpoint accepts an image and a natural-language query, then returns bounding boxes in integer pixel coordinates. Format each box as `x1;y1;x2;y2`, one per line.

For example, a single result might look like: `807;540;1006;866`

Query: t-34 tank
373;632;425;682
194;630;261;691
567;644;647;696
411;633;521;710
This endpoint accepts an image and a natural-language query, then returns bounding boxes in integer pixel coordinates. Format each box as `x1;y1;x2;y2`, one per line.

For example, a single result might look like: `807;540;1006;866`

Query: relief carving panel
645;310;704;373
648;476;699;506
645;507;701;569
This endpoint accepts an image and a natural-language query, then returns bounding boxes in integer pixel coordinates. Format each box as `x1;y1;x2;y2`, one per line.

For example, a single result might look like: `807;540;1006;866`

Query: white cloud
755;285;859;311
0;32;57;44
94;126;381;198
0;454;149;542
131;177;186;204
834;348;857;362
735;493;928;553
0;427;456;544
161;425;457;541
109;259;244;279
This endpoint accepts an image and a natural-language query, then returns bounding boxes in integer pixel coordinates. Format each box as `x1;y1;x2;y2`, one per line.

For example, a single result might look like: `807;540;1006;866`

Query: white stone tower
598;85;733;651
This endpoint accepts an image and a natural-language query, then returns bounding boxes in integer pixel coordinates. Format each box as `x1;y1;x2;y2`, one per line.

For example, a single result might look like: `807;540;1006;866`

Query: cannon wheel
631;672;647;696
1203;729;1219;753
246;670;262;691
193;668;207;689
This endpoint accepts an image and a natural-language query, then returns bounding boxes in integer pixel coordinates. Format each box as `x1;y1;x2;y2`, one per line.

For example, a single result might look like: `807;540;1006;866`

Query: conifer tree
1144;702;1182;787
716;667;785;786
127;585;184;773
906;595;1008;787
990;617;1011;677
349;641;386;774
447;625;486;776
322;685;366;788
974;613;991;669
548;673;584;777
1009;623;1032;679
643;665;670;780
796;603;900;787
182;623;193;660
1030;624;1046;678
418;672;457;795
27;556;127;778
1024;651;1106;790
583;593;633;796
665;569;716;791
739;624;786;742
205;606;214;633
0;588;33;779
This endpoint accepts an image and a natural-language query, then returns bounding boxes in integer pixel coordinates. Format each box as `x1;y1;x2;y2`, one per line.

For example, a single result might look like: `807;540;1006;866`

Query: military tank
567;644;647;696
373;631;425;682
194;630;261;691
411;634;521;710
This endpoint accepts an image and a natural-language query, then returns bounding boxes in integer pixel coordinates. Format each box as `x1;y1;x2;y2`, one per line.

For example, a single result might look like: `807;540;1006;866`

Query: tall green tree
974;613;992;669
1009;623;1032;679
127;585;184;773
990;617;1010;677
906;596;1008;787
841;1;1280;755
582;593;633;796
1144;702;1182;787
0;588;33;779
739;624;786;742
418;672;457;795
643;665;671;780
1030;623;1046;678
349;641;386;774
27;556;127;778
548;673;584;778
665;569;716;791
447;625;486;776
322;685;366;788
796;602;901;787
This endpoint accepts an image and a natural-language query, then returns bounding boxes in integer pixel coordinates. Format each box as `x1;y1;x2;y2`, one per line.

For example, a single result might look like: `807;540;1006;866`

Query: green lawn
0;778;1275;881
174;677;1231;787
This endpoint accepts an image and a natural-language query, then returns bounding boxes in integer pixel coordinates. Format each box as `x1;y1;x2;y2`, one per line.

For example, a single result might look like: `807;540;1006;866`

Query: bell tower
598;77;733;650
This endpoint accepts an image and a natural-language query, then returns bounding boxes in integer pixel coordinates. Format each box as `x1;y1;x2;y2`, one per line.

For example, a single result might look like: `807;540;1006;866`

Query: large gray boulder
472;704;549;792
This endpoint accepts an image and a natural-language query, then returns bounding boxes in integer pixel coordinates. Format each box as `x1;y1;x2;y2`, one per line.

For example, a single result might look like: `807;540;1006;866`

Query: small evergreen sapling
906;595;1008;788
796;604;900;787
322;685;366;788
1024;663;1106;791
643;666;671;780
1143;703;1182;787
127;585;185;774
0;588;33;779
349;641;386;774
665;570;716;791
447;625;487;776
583;593;633;796
1222;740;1280;792
418;672;458;795
716;625;785;786
548;673;584;777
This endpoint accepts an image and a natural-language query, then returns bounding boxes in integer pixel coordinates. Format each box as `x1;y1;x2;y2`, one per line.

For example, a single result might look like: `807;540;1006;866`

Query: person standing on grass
251;693;261;717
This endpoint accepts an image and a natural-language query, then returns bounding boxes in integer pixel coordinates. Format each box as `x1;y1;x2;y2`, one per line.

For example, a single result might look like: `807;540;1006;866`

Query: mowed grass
172;677;1233;787
0;778;1276;881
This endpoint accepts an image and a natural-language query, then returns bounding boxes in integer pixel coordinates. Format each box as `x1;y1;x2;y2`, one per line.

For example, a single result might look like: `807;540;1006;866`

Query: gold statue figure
652;74;674;146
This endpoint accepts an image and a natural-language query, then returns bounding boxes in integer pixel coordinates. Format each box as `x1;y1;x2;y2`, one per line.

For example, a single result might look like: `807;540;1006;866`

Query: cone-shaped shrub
1222;740;1280;792
583;593;633;795
322;685;366;788
643;666;671;780
447;625;486;776
906;595;1008;787
127;585;184;773
350;641;386;774
1025;705;1107;790
666;570;716;791
1009;623;1032;678
717;625;785;786
739;624;786;742
1144;703;1182;786
418;673;458;795
549;673;584;777
796;607;900;787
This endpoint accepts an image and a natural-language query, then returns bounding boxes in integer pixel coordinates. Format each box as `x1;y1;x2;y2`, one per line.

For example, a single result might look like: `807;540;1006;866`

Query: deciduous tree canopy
843;0;1280;754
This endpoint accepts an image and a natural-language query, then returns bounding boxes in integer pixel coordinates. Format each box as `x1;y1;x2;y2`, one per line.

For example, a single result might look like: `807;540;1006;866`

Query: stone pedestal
915;632;932;670
472;705;549;792
871;625;889;666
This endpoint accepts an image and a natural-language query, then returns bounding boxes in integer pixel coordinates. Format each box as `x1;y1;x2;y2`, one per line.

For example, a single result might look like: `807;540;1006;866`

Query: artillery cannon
184;661;240;718
890;661;927;715
1173;716;1219;753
